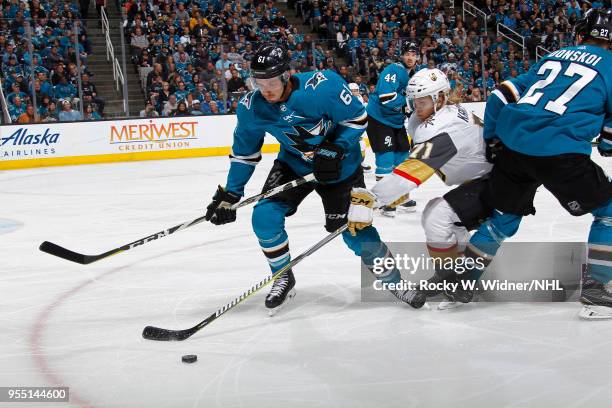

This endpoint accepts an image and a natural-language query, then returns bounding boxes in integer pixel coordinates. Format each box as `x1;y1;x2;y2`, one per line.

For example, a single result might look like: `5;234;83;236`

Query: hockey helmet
406;68;451;111
401;41;419;55
250;45;290;79
574;8;612;45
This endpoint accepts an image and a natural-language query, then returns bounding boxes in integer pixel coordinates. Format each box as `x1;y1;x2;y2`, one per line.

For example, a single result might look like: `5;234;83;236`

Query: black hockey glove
205;185;241;225
597;136;612;157
485;137;504;163
313;142;344;182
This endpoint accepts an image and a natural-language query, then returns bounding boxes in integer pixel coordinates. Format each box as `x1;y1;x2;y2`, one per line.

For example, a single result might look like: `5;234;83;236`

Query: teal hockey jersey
367;62;416;129
484;44;612;156
225;70;368;195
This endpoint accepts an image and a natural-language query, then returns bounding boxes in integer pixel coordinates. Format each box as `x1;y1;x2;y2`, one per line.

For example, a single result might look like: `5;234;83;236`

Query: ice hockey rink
2;151;612;408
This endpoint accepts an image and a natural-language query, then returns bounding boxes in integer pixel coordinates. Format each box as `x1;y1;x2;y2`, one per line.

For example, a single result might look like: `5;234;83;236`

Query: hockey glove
485;137;504;163
205;185;241;225
313;142;344;182
597;136;612;157
348;188;376;236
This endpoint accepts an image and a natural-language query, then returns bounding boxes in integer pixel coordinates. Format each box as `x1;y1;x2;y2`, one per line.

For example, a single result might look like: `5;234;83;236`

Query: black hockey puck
182;354;197;364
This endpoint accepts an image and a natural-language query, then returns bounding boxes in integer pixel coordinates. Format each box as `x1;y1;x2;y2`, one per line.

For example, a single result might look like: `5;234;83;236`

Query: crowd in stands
1;0;609;122
291;0;610;102
123;0;325;117
0;0;106;123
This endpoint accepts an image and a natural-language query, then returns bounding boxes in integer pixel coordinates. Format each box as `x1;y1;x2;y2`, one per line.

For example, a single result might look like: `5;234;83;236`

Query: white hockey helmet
406;68;451;112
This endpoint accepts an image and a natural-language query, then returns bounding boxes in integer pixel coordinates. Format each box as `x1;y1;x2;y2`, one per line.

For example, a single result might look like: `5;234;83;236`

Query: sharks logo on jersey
305;72;328;91
283;119;332;161
226;69;367;195
239;91;255;110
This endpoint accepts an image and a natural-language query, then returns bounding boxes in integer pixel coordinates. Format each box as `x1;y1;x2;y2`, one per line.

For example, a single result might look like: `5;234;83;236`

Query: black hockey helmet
401;41;419;55
250;44;290;79
574;8;612;45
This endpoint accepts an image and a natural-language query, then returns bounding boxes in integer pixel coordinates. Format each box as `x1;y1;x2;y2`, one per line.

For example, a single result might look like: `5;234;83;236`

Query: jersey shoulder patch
304;71;329;91
237;90;263;122
239;90;257;110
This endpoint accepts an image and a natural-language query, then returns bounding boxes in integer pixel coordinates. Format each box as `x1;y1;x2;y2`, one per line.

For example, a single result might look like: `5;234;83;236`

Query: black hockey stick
39;174;316;265
142;224;348;341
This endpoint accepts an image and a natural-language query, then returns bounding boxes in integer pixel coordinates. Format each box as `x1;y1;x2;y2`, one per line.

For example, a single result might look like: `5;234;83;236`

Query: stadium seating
1;0;608;122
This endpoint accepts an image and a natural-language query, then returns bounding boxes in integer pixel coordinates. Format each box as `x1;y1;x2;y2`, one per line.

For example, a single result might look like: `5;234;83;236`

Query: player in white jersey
347;68;493;300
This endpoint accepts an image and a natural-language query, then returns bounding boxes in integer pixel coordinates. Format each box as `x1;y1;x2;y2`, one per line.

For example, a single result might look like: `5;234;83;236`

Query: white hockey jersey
373;104;492;205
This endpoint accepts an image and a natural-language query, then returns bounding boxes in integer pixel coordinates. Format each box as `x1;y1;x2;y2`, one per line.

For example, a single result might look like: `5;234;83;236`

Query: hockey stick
39;174;316;265
142;224;348;341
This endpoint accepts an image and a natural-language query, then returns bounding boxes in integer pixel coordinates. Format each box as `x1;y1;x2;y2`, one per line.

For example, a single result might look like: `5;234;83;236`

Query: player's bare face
255;76;285;103
402;52;418;69
413;96;435;121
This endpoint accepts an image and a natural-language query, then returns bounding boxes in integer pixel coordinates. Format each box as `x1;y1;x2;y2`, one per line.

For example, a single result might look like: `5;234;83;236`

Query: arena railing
0;76;11;124
497;23;526;58
463;1;489;34
536;45;552;62
101;6;127;114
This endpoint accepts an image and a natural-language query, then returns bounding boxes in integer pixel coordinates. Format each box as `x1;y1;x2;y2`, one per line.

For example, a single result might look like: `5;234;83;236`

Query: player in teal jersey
366;41;421;216
204;45;425;313
447;9;612;318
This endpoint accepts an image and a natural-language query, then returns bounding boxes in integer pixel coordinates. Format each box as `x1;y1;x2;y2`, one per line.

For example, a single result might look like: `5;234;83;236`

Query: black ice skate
398;199;417;213
439;274;476;310
266;270;296;316
579;278;612;320
420;270;455;298
380;205;397;218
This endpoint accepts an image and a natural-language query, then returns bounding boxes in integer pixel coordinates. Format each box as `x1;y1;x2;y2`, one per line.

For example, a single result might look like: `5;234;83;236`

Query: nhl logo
430;73;437;81
280;104;287;112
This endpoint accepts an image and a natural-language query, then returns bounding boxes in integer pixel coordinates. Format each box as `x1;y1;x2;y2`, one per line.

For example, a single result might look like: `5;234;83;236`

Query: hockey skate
418;271;466;310
379;205;397;218
266;270;296;316
361;164;372;173
398;199;417;213
438;274;476;310
579;278;612;320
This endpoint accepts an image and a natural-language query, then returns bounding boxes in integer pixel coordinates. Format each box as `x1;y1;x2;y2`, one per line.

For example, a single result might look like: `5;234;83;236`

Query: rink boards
0;114;278;170
0;103;486;170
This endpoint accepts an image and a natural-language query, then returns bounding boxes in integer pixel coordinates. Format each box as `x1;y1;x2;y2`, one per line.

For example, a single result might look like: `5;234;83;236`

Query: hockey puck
181;354;197;364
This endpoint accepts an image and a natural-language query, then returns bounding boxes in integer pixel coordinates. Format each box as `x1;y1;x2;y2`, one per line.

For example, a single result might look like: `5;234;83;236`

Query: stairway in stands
84;2;144;118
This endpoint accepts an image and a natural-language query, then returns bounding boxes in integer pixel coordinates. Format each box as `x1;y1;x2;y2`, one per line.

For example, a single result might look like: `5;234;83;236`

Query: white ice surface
1;152;612;408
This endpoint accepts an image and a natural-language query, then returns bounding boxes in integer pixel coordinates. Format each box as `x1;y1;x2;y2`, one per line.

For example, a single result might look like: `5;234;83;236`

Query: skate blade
397;206;417;213
438;301;463;310
378;210;396;218
578;305;612;320
268;289;296;317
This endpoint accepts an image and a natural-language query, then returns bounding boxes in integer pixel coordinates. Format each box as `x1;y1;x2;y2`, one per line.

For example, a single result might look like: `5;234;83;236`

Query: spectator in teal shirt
58;100;83;122
53;76;77;101
8;96;27;122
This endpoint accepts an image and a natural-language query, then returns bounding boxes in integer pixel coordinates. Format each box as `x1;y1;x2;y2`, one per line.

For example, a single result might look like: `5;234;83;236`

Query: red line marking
27;236;245;407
